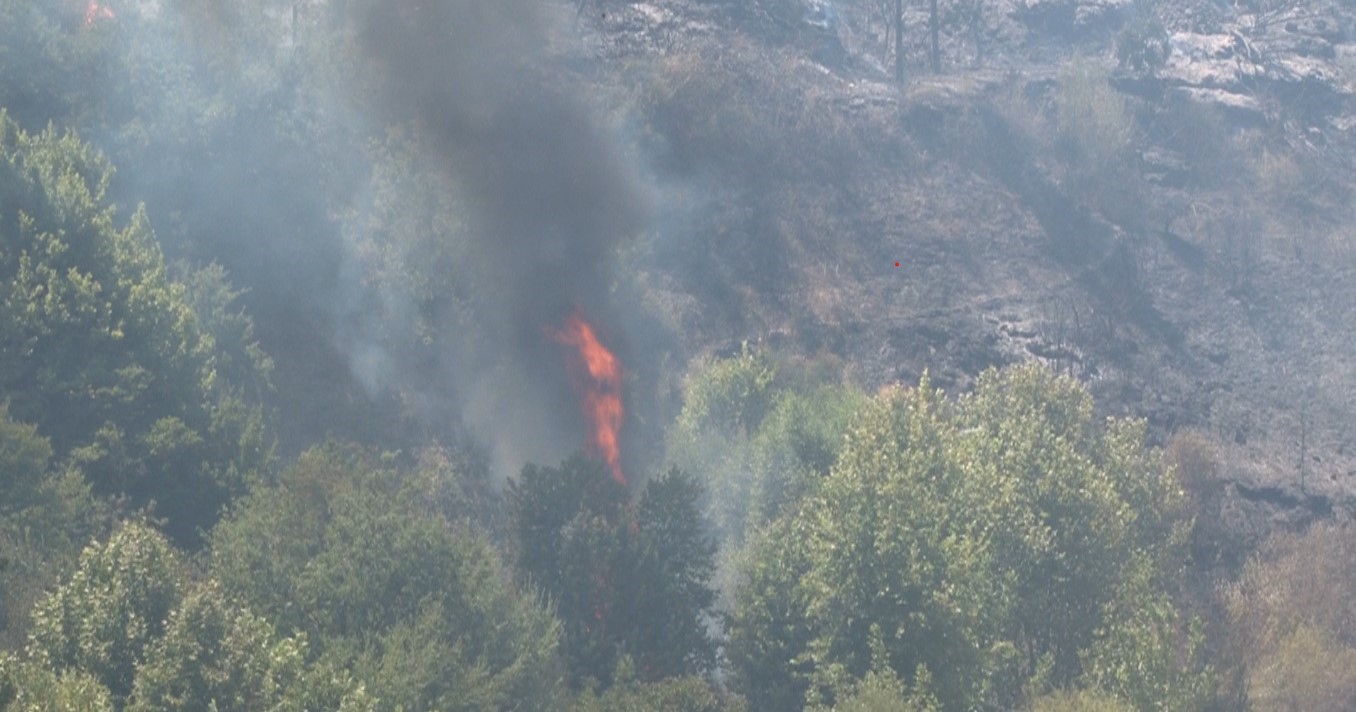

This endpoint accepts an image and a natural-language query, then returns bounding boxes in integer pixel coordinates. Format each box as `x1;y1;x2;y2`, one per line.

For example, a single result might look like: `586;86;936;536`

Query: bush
1224;521;1356;708
1165;430;1220;499
1029;688;1135;712
1114;8;1170;75
1053;61;1142;227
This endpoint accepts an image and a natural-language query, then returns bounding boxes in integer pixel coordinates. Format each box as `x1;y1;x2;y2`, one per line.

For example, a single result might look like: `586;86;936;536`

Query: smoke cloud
350;0;654;479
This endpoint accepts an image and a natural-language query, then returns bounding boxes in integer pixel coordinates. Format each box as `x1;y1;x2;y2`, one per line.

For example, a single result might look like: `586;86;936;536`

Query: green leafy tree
0;651;114;712
807;627;940;712
127;580;373;712
510;456;717;687
0;112;273;544
0;405;52;514
952;368;1192;688
633;469;717;678
0;0;124;132
0;475;109;651
1079;570;1214;711
728;365;1203;711
27;522;183;704
210;446;563;712
794;377;998;710
12;520;372;712
1029;688;1135;712
0;405;112;649
1052;62;1143;228
666;347;862;614
724;513;815;712
570;656;745;712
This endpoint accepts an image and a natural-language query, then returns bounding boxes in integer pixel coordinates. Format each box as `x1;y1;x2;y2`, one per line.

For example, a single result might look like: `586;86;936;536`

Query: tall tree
27;522;183;705
0;406;110;649
210;446;563;711
0;652;114;712
510;456;717;688
634;469;717;678
0;112;274;545
728;366;1208;711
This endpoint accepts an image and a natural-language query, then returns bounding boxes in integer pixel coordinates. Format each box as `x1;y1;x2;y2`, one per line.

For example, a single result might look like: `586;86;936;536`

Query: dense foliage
0;110;273;544
211;446;564;711
510;456;717;688
726;366;1212;711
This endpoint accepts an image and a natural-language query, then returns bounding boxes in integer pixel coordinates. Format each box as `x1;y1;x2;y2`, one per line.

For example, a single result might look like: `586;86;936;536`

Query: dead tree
930;0;940;73
895;0;905;84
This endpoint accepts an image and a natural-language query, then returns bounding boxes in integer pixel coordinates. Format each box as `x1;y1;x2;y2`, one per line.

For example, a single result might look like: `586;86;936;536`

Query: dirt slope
556;0;1356;560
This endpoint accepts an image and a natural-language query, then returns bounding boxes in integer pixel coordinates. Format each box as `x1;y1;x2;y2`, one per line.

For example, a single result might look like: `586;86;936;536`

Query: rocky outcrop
1153;5;1353;124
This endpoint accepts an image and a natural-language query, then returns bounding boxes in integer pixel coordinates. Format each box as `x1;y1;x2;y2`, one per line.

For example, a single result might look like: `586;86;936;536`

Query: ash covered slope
561;0;1356;550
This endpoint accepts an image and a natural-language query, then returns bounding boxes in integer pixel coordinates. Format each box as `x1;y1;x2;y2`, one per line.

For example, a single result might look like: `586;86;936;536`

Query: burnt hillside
556;0;1356;558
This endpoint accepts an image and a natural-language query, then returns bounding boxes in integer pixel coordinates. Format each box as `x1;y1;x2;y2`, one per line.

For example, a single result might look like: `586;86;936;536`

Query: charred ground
546;0;1356;563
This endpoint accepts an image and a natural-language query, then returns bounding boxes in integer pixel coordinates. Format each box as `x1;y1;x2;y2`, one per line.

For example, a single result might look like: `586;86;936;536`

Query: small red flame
552;310;625;485
83;0;115;27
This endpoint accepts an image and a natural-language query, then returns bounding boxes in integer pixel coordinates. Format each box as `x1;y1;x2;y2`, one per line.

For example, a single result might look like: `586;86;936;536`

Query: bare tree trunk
971;0;985;66
1300;405;1309;494
895;0;905;84
930;0;941;73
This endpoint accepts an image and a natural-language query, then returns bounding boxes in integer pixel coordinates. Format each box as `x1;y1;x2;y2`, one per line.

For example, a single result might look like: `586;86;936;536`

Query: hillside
553;0;1356;558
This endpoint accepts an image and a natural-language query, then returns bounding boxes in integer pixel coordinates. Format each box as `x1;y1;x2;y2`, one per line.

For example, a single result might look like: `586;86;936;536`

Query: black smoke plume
354;0;652;477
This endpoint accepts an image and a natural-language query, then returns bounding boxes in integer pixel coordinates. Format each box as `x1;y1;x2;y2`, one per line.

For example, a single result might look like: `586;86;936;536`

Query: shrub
1223;521;1356;708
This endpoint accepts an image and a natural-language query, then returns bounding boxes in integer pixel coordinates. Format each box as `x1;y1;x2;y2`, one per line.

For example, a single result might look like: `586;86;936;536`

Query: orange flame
552;310;625;485
83;0;115;27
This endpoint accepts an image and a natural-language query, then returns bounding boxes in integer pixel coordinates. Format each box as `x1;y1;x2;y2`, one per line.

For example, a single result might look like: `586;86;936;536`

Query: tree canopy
510;456;718;688
0;111;273;544
727;366;1211;711
210;445;563;712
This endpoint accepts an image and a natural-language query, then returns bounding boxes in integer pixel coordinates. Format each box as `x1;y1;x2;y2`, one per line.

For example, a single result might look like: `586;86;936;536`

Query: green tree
633;468;717;677
0;112;274;544
0;0;123;132
210;446;563;711
724;514;815;712
666;347;862;606
510;456;717;687
127;580;373;712
0;405;52;514
12;519;372;712
571;656;745;712
1029;688;1135;712
27;522;183;704
0;651;114;712
808;627;940;712
727;366;1203;711
953;367;1192;688
1079;570;1214;711
794;377;997;709
0;474;109;650
0;405;111;649
1052;62;1142;228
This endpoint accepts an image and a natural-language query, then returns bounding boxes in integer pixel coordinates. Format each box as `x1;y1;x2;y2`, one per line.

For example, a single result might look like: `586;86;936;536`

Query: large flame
552;310;625;485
